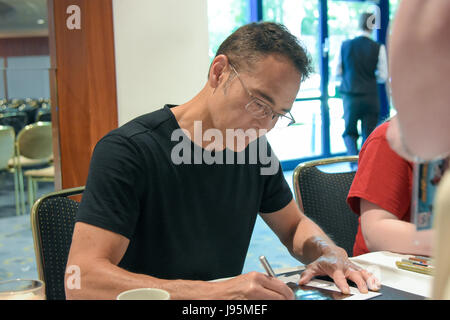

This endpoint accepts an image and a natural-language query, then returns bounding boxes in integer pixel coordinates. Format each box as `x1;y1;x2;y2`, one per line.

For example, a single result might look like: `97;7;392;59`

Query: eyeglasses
229;63;296;128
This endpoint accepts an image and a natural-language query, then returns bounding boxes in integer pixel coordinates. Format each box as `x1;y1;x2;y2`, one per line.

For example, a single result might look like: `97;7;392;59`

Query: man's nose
259;115;276;130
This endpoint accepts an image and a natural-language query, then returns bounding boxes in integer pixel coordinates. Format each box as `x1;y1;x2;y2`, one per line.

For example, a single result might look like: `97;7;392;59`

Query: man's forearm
65;259;219;300
290;217;342;264
65;259;297;300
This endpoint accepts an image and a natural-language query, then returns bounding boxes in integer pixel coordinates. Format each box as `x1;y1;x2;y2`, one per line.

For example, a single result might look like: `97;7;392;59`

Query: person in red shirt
347;119;433;256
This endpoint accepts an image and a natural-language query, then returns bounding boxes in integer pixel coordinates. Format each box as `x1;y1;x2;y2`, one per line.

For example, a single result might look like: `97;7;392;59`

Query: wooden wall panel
48;0;118;190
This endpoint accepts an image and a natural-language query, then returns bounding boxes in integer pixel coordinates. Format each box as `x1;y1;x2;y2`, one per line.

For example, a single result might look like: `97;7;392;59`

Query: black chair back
0;112;28;135
35;109;52;122
18;104;39;124
293;156;359;257
31;187;84;300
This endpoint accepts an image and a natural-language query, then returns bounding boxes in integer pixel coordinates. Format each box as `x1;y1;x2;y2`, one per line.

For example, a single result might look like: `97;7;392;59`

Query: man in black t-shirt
66;22;380;300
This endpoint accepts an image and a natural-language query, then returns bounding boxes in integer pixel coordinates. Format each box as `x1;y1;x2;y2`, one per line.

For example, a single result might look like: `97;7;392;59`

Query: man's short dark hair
359;12;375;32
213;22;313;82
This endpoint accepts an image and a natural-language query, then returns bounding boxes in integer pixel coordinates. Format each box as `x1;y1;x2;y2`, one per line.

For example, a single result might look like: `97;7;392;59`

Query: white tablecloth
349;251;432;298
272;251;432;298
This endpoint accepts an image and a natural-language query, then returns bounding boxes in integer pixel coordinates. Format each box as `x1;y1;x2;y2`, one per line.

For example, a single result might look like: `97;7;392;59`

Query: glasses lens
246;100;294;128
245;100;271;119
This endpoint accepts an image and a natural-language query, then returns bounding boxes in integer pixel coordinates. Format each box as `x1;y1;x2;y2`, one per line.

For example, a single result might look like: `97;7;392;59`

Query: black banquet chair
35;108;51;122
0;112;28;135
293;156;359;257
18;103;39;125
31;186;85;300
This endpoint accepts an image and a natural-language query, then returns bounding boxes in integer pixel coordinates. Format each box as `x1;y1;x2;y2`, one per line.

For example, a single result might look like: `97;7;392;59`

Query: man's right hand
213;271;295;300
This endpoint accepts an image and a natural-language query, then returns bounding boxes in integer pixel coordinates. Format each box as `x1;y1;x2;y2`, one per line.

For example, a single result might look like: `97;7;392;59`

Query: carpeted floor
0;214;39;280
0;171;55;281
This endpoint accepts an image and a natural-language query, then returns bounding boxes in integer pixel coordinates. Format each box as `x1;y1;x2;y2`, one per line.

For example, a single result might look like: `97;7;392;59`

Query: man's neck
171;95;211;132
170;87;226;151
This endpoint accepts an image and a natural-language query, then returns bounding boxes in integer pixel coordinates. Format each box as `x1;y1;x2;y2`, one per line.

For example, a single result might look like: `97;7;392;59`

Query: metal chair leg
13;169;20;216
17;165;26;215
32;179;38;211
27;176;34;214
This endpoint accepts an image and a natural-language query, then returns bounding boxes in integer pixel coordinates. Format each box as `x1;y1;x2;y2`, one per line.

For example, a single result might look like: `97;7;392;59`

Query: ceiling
0;0;48;38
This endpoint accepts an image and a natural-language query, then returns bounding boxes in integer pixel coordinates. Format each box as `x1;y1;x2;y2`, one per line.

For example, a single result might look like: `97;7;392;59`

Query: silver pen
259;255;276;277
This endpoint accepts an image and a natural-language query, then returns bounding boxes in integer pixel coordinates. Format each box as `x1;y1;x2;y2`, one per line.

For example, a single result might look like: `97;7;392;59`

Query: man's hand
260;201;381;296
216;271;295;300
298;246;380;294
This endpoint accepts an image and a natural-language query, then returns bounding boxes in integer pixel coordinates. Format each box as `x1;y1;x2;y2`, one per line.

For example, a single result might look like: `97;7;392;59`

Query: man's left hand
298;246;381;294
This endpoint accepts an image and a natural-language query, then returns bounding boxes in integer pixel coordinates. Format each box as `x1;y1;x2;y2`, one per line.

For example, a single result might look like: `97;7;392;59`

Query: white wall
112;0;210;126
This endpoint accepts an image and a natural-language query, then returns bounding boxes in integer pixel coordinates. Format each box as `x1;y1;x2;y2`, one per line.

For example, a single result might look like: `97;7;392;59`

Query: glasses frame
229;63;296;127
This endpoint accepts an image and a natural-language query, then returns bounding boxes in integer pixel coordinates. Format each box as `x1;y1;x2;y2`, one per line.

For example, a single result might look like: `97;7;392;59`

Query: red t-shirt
347;122;413;256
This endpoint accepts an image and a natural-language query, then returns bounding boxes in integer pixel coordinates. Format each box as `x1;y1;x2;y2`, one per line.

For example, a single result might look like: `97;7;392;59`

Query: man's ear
209;55;229;89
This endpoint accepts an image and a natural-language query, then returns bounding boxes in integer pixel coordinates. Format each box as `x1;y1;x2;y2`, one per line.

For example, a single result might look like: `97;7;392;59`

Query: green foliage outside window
207;0;250;61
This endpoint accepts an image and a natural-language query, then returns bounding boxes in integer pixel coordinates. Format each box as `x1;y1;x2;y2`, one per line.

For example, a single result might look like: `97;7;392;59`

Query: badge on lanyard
411;158;450;230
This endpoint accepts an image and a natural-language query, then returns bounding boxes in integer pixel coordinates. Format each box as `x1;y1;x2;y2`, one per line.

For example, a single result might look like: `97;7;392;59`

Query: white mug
116;288;170;300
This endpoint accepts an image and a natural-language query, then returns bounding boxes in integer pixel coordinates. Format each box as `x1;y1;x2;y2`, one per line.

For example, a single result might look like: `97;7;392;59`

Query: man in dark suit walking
336;12;388;156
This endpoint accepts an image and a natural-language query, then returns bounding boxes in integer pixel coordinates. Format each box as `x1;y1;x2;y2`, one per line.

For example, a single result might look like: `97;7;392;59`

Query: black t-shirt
76;105;293;281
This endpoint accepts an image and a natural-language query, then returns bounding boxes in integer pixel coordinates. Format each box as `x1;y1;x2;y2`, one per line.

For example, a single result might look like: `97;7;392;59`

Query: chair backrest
0;125;15;170
0;112;28;135
16;121;52;159
35;109;52;122
31;186;85;300
293;156;359;257
18;104;39;124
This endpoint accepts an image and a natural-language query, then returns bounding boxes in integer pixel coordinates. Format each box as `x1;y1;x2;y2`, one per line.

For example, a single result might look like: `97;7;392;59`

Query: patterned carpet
0;215;39;280
0;170;306;283
0;171;55;281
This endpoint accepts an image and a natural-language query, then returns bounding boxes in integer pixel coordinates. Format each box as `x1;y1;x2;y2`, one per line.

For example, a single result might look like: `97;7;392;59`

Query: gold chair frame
25;166;55;214
0;125;21;215
15;121;53;214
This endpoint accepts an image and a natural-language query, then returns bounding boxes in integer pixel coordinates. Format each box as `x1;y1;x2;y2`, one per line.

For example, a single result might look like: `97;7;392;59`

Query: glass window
262;0;322;161
329;97;355;154
207;0;251;61
267;99;322;160
263;0;320;99
388;0;401;119
389;0;401;22
328;1;378;156
328;0;375;96
387;0;401;43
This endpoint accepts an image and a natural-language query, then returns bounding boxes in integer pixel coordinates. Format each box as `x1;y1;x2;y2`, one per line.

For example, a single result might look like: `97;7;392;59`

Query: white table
349;251;432;298
271;251;432;299
274;251;432;298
